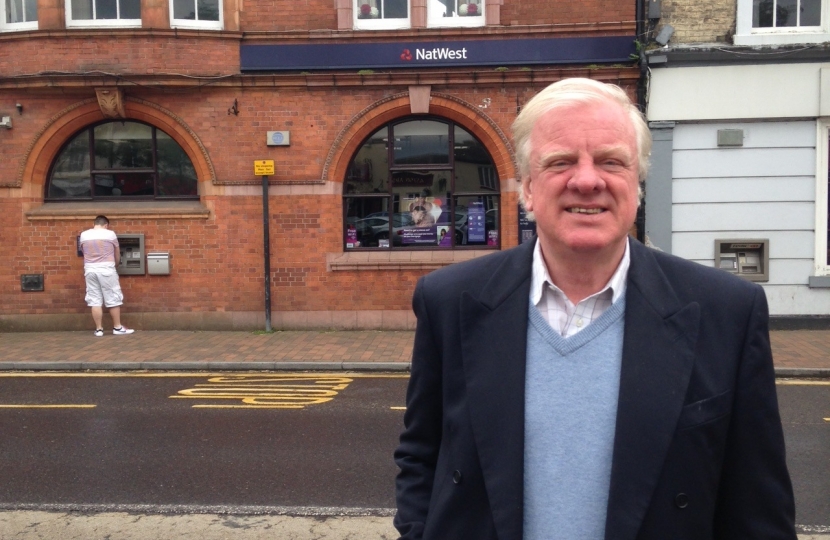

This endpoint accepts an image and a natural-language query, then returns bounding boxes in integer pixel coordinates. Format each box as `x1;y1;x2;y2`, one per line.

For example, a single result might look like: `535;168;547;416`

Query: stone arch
323;91;517;188
18;97;215;196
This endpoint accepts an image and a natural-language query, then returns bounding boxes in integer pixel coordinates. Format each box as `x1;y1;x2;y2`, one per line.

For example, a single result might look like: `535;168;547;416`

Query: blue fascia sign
240;36;635;71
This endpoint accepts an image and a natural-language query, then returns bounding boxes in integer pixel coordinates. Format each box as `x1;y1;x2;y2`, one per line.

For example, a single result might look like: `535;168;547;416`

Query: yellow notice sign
254;160;275;176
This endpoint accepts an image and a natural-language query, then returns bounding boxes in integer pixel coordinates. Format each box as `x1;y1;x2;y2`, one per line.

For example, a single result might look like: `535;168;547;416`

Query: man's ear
521;177;533;212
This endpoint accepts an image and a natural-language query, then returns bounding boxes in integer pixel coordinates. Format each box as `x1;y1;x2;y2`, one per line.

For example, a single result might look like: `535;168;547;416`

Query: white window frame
427;0;484;28
65;0;141;27
170;0;223;30
1;0;38;31
735;0;830;45
816;119;830;276
353;0;410;30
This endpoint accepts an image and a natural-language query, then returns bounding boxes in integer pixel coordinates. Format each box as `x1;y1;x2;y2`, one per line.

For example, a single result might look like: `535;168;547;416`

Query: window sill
327;249;495;271
733;31;830;46
26;200;210;221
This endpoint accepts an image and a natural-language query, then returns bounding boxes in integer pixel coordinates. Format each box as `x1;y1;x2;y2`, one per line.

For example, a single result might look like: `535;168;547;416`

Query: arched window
46;121;198;200
344;117;499;250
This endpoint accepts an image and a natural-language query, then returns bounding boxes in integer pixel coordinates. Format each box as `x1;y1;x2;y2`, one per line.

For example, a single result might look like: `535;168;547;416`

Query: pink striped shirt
80;228;118;271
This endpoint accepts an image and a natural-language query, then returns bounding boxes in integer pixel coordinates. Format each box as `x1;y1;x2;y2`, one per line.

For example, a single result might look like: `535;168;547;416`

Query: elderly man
394;78;796;540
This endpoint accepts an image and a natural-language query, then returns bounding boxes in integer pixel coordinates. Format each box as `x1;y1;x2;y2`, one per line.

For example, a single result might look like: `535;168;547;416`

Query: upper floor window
354;0;409;30
171;0;222;29
66;0;140;27
736;0;828;44
46;121;199;201
344;118;500;250
427;0;483;27
1;0;37;31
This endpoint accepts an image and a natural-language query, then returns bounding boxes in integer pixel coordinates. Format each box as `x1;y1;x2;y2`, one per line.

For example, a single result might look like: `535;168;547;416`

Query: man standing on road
80;215;135;337
394;78;796;539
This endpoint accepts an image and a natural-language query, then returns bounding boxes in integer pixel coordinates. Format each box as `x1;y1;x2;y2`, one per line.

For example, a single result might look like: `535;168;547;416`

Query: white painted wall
668;120;829;315
647;64;830;122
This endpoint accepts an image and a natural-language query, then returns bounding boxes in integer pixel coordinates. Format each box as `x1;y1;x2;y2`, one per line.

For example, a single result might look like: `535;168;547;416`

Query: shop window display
344;118;499;250
46;121;198;200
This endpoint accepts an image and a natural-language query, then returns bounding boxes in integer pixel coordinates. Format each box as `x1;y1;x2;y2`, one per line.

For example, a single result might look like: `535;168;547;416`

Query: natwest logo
415;47;468;60
400;49;412;61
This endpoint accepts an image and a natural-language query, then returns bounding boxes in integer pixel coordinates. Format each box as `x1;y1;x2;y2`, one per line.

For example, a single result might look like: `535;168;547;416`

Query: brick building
644;0;830;319
0;0;638;331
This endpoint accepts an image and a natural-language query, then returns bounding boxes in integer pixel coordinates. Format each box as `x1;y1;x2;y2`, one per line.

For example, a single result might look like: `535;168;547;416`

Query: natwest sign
413;46;468;61
241;36;635;72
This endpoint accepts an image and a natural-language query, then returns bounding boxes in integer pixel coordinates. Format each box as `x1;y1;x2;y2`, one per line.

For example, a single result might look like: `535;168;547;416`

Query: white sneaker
112;326;135;335
94;329;104;337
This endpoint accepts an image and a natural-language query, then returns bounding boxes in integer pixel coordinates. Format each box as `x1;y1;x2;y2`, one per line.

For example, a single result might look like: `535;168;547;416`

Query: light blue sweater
523;298;625;540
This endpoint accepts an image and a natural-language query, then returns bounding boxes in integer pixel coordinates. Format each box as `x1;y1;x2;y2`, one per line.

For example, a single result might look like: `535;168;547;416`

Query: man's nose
567;159;605;193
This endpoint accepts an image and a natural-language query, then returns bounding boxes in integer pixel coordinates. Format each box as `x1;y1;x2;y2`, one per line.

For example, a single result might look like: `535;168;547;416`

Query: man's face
522;99;640;260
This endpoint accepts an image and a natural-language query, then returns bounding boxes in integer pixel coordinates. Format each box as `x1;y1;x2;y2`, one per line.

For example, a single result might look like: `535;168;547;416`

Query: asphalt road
0;373;827;535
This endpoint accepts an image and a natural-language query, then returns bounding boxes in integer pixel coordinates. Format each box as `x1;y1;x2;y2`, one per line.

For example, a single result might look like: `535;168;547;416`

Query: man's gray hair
512;78;651;216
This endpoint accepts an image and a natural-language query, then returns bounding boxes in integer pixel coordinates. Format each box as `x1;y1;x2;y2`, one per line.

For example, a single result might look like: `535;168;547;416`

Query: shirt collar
530;237;630;305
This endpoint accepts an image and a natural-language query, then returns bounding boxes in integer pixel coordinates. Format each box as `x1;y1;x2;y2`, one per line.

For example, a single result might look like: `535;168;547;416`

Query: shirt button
452;470;462;484
675;493;689;509
575;318;584;328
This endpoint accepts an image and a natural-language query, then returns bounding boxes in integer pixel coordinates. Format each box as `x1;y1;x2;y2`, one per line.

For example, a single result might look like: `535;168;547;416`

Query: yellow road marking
0;404;96;408
171;375;354;409
390;406;406;410
0;372;409;379
776;380;830;385
824;418;830;422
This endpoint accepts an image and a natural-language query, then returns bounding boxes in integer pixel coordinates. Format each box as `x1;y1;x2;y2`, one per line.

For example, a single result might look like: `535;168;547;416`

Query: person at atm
79;215;135;337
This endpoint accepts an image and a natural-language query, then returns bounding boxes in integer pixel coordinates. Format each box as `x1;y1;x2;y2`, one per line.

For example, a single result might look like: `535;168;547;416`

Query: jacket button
452;470;462;484
675;493;689;509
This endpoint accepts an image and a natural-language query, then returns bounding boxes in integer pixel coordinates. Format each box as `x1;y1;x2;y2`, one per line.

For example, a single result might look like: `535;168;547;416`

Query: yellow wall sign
254;160;275;176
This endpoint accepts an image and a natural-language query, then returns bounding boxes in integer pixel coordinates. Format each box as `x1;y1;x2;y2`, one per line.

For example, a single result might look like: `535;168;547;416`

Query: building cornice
646;43;830;68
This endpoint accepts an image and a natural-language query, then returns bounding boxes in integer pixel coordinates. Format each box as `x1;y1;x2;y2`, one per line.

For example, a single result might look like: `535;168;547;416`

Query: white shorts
84;271;124;308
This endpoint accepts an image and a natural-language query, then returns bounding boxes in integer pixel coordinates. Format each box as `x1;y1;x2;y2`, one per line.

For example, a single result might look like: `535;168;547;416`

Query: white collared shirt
530;239;630;338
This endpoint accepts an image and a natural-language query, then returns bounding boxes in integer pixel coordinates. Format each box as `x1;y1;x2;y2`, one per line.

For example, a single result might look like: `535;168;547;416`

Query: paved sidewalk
0;329;827;375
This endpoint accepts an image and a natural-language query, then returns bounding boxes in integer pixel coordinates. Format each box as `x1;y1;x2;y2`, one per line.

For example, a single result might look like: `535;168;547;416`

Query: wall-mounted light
15;103;23;115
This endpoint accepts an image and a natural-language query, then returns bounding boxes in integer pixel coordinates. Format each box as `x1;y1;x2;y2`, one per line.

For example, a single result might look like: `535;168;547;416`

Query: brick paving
0;329;826;372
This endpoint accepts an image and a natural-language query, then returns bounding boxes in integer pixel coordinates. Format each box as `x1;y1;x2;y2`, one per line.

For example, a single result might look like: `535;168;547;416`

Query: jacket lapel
604;240;701;540
460;240;534;540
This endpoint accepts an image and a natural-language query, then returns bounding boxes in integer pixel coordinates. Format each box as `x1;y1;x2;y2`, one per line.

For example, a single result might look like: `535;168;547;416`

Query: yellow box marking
776;380;830;385
171;374;353;409
390;406;406;410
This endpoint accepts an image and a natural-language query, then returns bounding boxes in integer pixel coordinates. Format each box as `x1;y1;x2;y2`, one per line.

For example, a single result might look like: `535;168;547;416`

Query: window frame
1;0;38;31
343;117;500;251
353;0;410;30
65;0;141;27
426;0;484;28
45;120;200;202
169;0;223;30
735;0;829;45
815;118;830;276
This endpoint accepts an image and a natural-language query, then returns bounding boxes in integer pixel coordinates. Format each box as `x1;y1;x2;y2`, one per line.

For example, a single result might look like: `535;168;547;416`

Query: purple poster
468;201;486;243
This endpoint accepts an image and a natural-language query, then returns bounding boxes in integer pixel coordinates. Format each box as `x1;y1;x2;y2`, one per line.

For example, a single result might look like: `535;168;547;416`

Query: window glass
47;121;198;200
157;131;198;196
753;0;821;27
356;0;406;19
346;126;389;194
48;131;91;198
344;118;499;250
174;0;219;20
96;0;116;18
94;122;153;169
392;120;450;165
119;0;140;18
71;0;92;19
5;0;37;22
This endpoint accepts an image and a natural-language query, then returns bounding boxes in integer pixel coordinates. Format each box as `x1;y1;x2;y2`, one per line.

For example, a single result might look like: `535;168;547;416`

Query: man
80;215;135;337
394;79;796;540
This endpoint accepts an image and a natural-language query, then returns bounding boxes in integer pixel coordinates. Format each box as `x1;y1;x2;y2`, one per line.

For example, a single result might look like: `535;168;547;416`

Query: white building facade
644;1;830;319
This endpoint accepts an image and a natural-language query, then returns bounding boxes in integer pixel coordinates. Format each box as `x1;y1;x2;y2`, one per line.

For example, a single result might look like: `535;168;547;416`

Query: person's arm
394;278;444;540
712;287;797;539
112;235;120;266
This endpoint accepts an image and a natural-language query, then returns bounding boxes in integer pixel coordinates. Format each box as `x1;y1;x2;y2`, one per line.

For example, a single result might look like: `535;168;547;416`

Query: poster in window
518;204;536;244
401;194;445;245
468;201;486;243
